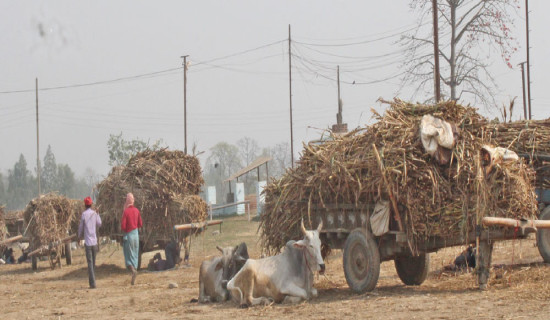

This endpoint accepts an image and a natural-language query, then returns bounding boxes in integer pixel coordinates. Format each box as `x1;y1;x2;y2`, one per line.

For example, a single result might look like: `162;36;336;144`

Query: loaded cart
260;100;550;293
96;150;209;269
315;197;550;293
23;193;77;270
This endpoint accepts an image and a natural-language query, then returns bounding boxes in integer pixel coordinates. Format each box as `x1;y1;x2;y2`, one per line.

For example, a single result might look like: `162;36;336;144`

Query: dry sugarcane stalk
260;99;542;255
95;149;206;250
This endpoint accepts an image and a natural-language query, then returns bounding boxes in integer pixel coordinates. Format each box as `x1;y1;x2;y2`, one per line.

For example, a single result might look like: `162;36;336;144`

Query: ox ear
317;220;323;232
215;260;223;271
235;255;247;263
293;240;306;249
216;246;223;254
300;219;307;235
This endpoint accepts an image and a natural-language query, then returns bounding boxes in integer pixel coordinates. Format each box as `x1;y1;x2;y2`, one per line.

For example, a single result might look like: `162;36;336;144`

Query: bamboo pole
28;234;76;257
174;220;223;231
482;217;550;229
0;235;23;246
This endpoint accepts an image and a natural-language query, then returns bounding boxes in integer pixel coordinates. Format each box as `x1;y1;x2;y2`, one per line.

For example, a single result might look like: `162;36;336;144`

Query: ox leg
198;281;210;304
280;282;308;304
476;240;493;290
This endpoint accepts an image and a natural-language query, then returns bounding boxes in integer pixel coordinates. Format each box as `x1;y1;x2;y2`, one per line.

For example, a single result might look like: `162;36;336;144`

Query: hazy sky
1;1;548;179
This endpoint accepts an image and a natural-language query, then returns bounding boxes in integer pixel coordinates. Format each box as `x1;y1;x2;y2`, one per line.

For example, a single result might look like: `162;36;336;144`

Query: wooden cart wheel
31;255;38;271
537;206;550;263
65;243;72;265
343;229;380;293
394;253;430;286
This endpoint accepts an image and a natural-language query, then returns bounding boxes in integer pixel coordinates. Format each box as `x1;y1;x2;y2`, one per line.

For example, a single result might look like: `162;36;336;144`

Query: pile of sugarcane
0;206;6;248
480;119;550;189
23;193;75;259
96;149;205;245
260;99;541;254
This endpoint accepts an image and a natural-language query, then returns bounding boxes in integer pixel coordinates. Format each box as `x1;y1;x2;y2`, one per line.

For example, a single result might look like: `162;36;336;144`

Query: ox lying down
194;242;249;303
227;220;325;308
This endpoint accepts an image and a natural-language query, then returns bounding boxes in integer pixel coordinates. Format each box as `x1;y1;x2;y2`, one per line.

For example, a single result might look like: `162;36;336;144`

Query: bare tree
400;0;518;108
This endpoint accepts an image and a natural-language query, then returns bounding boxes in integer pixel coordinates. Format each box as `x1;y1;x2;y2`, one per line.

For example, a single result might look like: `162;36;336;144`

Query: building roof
224;156;272;182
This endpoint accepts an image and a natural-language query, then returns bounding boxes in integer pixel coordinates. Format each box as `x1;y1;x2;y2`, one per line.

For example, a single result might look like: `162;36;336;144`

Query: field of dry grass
1;215;549;319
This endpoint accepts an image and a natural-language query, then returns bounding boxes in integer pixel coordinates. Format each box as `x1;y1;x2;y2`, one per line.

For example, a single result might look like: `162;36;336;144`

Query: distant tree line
0;134;293;210
0;145;96;210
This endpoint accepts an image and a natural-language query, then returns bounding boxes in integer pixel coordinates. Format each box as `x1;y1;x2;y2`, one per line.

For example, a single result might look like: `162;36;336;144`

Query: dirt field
1;215;549;319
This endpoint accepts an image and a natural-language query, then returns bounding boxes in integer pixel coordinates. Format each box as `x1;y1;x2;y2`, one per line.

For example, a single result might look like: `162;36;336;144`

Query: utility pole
337;65;341;125
519;62;528;120
525;0;532;119
288;24;294;168
432;0;441;102
35;78;41;196
332;66;347;134
181;55;189;154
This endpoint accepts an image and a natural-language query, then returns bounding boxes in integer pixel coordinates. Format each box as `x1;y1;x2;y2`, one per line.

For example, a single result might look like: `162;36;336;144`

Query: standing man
78;196;102;289
121;193;142;285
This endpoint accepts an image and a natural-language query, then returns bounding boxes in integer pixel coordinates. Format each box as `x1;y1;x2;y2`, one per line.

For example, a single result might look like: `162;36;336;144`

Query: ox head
293;219;325;274
217;244;249;290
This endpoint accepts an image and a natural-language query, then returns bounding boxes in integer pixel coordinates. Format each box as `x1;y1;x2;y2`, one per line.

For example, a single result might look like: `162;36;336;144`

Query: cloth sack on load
370;200;390;236
481;145;519;174
420;115;457;165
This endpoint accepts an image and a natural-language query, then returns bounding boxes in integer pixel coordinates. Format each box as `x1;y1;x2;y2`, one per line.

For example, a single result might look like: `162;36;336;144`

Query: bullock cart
314;199;550;293
96;150;207;269
22;193;77;270
260;100;550;294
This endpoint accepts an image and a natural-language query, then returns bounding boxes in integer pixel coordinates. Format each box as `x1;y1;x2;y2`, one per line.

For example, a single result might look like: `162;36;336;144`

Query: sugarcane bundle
480;119;550;189
0;206;7;249
23;193;74;258
96;149;205;245
260;99;539;254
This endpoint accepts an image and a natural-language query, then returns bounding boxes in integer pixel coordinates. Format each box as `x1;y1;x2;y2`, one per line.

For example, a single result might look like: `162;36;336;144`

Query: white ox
227;220;325;307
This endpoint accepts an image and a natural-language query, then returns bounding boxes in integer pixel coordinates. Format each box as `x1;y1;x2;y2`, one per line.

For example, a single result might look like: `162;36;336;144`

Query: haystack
0;206;7;249
23;193;74;258
260;99;541;254
96;149;205;248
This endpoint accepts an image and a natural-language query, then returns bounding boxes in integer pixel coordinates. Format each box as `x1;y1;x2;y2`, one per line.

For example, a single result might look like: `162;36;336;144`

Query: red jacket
121;205;143;233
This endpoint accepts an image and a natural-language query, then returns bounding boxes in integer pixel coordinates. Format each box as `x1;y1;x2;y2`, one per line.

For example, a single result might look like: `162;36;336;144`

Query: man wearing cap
78;196;102;289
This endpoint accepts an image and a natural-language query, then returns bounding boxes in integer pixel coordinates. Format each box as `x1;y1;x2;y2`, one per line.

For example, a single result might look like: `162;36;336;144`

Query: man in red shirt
121;193;143;285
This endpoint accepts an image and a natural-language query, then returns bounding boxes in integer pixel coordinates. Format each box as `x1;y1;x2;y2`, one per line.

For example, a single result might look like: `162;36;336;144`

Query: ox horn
300;219;307;235
317;220;323;232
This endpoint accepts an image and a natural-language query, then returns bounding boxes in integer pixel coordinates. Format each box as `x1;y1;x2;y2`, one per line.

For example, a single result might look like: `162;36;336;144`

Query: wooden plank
28;234;77;257
173;220;223;231
482;217;550;229
0;234;23;246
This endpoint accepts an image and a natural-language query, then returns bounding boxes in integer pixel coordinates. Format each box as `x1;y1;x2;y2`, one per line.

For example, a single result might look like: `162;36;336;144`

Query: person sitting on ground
17;249;29;264
2;248;15;264
147;240;182;272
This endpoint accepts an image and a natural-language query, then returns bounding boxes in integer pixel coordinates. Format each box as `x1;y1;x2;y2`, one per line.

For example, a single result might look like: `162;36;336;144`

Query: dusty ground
1;215;549;320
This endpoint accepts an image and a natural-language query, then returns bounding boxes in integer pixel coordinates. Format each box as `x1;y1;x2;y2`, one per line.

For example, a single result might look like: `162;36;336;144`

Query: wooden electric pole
519;62;528;120
432;0;441;102
331;66;347;134
525;0;532;119
181;55;189;154
288;24;294;168
35;78;41;196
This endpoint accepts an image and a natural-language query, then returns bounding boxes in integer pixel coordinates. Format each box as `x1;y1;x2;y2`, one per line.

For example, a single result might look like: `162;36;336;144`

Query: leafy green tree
0;173;5;206
57;164;76;197
7;154;36;210
41;145;58;193
107;132;164;166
